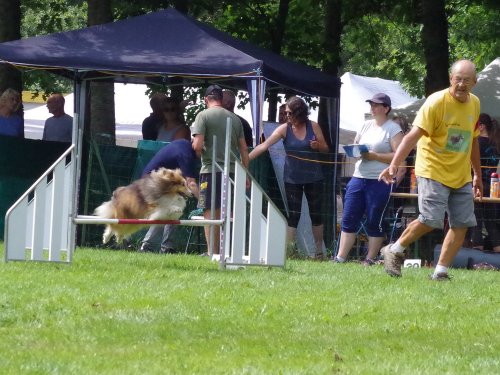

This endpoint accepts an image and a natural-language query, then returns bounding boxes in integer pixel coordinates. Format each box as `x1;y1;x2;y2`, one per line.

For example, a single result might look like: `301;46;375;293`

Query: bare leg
366;236;384;260
204;208;221;255
287;226;297;244
398;219;434;248
336;231;357;259
437;227;468;266
312;224;324;256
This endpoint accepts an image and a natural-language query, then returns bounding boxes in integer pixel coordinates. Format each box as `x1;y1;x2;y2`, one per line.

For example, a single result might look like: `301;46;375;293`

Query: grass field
0;244;498;374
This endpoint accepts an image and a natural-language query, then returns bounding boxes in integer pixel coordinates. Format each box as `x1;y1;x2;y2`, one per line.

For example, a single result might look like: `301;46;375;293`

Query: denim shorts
417;177;476;229
341;177;392;237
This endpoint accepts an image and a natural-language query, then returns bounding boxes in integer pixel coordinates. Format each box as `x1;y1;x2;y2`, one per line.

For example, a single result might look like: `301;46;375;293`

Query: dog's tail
94;201;115;219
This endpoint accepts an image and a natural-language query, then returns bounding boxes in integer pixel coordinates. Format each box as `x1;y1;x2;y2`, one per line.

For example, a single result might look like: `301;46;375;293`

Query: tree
0;0;22;93
21;0;86;98
87;0;115;144
318;0;342;143
421;0;449;96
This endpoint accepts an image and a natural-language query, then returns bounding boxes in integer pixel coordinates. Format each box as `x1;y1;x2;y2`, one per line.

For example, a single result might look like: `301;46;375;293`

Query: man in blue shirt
42;94;73;143
140;139;199;253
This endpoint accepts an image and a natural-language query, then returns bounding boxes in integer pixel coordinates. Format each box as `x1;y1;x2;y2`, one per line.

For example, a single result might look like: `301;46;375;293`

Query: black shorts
198;173;231;211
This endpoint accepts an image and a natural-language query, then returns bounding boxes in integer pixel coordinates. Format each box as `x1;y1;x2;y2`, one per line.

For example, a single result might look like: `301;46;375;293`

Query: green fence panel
0;136;69;240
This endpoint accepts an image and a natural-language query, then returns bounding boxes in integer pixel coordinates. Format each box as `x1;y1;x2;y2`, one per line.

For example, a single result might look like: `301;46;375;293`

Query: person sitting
156;97;190;142
334;93;403;266
222;90;253;147
139;139;199;253
42;93;73;143
142;93;166;141
0;88;24;138
469;113;500;253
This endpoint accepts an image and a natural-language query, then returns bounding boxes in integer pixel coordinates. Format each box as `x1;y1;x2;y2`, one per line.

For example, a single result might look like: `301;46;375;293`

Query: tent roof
393;57;500;122
471;57;500;120
0;8;340;98
339;72;418;131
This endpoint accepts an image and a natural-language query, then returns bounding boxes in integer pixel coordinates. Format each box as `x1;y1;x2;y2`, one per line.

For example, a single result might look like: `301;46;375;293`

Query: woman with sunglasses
156;96;190;142
249;96;329;259
140;96;190;254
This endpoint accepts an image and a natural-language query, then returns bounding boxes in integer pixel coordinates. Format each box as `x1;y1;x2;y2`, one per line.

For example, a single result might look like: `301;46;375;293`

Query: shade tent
393;57;500;122
0;8;339;98
0;8;343;253
0;7;342;153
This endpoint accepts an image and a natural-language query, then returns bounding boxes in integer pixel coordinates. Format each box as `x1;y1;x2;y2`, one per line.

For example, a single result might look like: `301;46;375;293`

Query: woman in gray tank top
249;96;330;259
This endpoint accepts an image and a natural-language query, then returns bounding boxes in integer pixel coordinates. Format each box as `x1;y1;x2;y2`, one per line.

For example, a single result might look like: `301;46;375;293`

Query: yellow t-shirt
414;88;480;188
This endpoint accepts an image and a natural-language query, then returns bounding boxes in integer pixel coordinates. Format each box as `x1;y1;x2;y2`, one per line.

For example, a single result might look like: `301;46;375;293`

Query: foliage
447;0;500;69
340;0;499;97
12;0;500;101
341;12;426;97
0;245;499;374
20;0;87;97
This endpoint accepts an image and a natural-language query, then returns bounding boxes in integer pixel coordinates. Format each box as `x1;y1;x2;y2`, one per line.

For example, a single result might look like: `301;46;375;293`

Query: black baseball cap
204;84;223;98
366;93;391;107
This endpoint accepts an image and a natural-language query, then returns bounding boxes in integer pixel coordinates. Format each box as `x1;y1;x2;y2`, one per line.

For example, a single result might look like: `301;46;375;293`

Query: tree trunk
267;0;289;122
0;0;22;93
421;0;449;96
87;0;115;144
318;0;343;250
318;0;342;148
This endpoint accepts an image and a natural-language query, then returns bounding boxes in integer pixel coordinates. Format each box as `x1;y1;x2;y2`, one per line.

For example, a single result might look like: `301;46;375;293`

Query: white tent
393;57;500;122
24;83;152;146
340;72;418;132
471;57;500;120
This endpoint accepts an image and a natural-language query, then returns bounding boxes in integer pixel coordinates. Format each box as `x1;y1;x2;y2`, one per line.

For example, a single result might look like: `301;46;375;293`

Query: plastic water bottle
490;173;499;198
410;169;417;194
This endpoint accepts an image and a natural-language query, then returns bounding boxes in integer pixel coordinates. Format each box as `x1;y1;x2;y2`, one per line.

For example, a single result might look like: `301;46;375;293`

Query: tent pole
69;78;87;256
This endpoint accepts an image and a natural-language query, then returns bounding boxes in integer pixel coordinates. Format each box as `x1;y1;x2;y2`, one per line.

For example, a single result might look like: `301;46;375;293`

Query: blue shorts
416;177;476;229
341;177;392;237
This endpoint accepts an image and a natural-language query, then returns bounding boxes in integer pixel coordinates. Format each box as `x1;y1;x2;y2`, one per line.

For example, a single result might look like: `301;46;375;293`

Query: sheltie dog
94;168;192;244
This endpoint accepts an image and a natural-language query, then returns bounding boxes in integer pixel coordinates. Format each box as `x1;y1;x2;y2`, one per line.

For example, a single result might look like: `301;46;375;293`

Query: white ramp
4;146;75;262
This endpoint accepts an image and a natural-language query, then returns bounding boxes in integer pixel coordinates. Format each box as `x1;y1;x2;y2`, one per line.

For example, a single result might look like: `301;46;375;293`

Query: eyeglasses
452;77;473;85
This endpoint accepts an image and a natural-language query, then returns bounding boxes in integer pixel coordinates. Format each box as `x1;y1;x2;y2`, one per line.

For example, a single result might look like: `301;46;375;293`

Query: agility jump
4;123;287;268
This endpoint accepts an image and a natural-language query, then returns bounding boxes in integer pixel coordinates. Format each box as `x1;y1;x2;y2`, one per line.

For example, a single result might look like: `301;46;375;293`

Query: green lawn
0;244;498;374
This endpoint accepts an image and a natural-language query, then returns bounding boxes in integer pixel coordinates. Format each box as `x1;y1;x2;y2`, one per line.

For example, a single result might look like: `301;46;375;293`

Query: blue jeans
141;225;176;251
341;177;392;237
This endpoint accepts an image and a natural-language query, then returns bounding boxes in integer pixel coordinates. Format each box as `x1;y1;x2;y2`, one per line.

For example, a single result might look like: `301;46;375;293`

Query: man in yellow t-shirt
379;59;482;280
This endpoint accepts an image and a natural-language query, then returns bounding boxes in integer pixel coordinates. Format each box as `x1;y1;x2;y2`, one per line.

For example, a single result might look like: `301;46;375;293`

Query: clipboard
343;144;368;157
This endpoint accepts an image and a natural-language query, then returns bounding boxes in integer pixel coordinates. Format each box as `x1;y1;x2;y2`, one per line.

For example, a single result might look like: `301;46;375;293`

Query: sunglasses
285;111;293;116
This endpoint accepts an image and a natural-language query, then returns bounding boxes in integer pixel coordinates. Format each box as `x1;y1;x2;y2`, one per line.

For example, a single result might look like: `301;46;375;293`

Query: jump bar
74;215;223;226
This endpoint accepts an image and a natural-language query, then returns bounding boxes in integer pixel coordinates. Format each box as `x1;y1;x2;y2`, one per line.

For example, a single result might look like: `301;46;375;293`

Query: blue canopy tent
0;8;340;141
0;8;341;252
